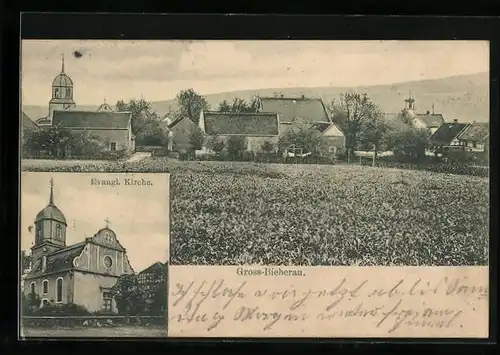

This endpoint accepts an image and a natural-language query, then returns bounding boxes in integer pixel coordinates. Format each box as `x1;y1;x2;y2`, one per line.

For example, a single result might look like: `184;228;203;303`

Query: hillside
23;72;489;123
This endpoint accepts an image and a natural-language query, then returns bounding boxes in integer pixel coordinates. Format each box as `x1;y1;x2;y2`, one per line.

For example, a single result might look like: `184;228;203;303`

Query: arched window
66;87;72;98
42;280;49;294
56;277;63;303
56;224;62;239
30;282;36;295
54;88;59;98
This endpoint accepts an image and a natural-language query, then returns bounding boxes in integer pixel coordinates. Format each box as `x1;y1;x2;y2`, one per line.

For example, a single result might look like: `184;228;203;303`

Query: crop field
22;158;489;266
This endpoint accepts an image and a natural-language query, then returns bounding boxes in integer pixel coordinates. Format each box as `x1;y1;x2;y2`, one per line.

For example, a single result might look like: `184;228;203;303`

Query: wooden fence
22;315;167;328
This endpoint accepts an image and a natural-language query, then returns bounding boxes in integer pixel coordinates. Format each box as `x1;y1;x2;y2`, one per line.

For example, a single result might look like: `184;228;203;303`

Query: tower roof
35;178;67;225
52;53;73;87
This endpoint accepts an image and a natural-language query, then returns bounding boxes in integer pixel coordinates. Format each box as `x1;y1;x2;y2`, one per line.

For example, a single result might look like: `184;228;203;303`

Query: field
21;325;167;338
21;158;490;266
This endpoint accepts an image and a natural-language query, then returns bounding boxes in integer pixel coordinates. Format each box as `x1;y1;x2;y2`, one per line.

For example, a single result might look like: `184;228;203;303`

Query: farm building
137;261;168;312
195;96;346;155
167;115;199;152
456;121;489;153
52;110;135;153
198;111;280;154
23;178;135;312
20;111;38;146
428;119;470;154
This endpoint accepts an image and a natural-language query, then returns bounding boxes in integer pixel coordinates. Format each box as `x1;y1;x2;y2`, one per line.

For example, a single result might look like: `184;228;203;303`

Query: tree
278;122;328;156
111;274;145;322
115;97;167;147
218;97;259;113
21;250;32;274
384;121;429;162
261;141;275;155
69;130;107;157
23;125;73;157
206;135;225;155
175;89;209;125
227;136;247;160
188;127;205;151
329;92;383;158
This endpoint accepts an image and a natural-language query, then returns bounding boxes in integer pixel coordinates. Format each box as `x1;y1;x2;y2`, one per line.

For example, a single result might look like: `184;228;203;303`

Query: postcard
19;172;169;338
20;39;490;338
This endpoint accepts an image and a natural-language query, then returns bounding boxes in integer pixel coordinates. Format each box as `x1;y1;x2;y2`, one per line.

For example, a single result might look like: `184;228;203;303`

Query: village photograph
19;172;169;337
20;40;489;267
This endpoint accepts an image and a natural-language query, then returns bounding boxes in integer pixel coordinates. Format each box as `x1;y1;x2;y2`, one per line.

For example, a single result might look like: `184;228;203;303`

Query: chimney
301;94;305;99
453;119;458;124
426;110;430;115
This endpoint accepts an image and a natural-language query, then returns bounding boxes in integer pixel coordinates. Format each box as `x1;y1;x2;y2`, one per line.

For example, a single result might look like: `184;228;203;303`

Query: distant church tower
49;54;76;119
31;178;67;265
402;91;416;119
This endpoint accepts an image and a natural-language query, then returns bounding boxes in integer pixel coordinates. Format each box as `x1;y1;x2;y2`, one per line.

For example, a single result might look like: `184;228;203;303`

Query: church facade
23;179;135;312
32;55;135;153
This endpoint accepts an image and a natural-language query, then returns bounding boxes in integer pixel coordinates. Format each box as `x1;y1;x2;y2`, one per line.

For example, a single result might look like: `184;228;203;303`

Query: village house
198;110;280;154
428;119;470;155
195;96;345;156
256;95;346;154
23;178;135;312
167;115;198;152
20;111;38;151
455;121;489;153
137;261;168;312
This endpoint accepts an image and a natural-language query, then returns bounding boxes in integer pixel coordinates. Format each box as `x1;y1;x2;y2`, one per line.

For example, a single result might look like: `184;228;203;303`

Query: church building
32;55;135;153
23;178;135;312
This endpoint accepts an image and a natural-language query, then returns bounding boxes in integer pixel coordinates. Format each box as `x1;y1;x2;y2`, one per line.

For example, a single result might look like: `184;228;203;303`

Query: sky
21;40;489;106
20;172;170;272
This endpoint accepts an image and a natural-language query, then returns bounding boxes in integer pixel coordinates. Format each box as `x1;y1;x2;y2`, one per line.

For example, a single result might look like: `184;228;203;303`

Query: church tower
31;178;67;264
402;91;416;119
49;54;76;119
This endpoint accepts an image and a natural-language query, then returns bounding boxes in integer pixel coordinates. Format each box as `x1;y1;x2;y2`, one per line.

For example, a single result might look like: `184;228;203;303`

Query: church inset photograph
20;172;170;338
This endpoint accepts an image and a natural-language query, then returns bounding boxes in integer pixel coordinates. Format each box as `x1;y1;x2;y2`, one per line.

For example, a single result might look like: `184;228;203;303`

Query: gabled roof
202;111;279;136
310;122;333;133
259;96;330;123
414;113;445;128
52;110;131;129
26;242;86;278
21;111;38;130
456;122;489;142
138;261;166;275
429;122;470;146
168;115;195;129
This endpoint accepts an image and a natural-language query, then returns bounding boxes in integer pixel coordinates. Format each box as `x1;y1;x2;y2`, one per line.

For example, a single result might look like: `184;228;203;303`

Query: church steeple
49;177;54;205
404;91;415;110
49;54;76;119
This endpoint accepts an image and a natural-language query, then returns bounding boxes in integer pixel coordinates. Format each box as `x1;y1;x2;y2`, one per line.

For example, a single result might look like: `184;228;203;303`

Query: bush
32;303;91;316
98;149;131;160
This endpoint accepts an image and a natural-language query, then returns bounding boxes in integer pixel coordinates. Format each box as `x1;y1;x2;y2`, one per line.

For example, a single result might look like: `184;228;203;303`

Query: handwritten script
168;268;488;338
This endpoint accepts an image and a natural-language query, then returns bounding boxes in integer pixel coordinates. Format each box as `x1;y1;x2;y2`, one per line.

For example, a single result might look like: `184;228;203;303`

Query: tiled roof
52;110;131;129
259;97;330;123
414;113;445;128
138;261;165;275
26;242;85;278
203;111;279;136
456;122;489;142
429;122;470;146
168;115;195;129
21;111;38;130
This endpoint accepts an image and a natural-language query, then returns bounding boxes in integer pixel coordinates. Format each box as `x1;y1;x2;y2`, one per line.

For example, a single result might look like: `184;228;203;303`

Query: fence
22;315;167;328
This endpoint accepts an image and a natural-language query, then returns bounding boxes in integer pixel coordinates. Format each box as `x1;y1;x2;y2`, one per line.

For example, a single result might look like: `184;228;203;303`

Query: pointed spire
104;97;107;104
61;53;65;73
49;178;54;205
105;217;111;228
432;102;435;114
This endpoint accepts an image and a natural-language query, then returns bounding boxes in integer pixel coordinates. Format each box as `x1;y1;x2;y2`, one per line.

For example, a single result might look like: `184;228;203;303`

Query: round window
103;256;113;269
